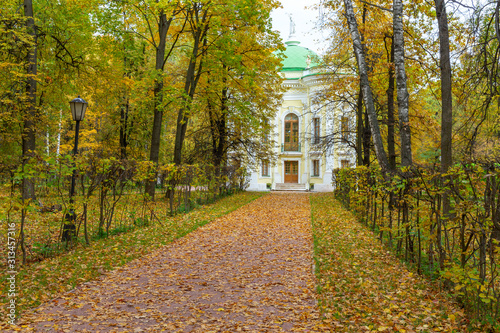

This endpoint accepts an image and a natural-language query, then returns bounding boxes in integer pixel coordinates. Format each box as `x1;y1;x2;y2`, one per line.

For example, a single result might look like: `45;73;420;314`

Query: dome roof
278;40;320;72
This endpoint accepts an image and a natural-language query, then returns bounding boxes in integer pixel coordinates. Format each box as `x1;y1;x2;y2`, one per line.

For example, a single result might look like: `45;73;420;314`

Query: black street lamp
68;96;88;200
62;96;88;242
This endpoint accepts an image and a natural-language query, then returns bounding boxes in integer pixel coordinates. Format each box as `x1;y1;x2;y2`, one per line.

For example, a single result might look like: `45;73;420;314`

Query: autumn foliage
0;154;248;266
333;164;500;327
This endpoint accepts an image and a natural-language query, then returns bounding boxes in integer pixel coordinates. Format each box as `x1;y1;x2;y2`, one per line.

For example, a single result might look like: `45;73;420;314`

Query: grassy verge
1;191;264;318
310;193;471;332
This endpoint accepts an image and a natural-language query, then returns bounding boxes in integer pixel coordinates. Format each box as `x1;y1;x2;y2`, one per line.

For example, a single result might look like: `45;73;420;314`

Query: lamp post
62;96;88;242
68;96;88;201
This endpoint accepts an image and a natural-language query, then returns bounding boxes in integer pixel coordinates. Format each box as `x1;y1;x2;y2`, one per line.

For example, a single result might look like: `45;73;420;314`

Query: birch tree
385;34;396;169
393;0;412;167
343;0;390;173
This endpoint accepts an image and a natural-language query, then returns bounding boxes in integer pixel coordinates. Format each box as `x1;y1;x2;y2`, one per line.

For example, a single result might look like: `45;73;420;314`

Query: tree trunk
173;4;209;165
385;35;396;170
211;86;228;168
356;88;363;166
495;0;500;44
435;0;453;173
22;0;37;200
363;107;371;166
434;0;453;220
355;5;368;167
145;9;171;200
120;20;131;160
343;0;390;173
360;4;370;167
393;0;412;167
119;97;129;160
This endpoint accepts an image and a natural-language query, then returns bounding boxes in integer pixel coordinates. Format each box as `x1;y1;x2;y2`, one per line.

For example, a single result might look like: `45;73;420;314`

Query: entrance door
284;161;299;183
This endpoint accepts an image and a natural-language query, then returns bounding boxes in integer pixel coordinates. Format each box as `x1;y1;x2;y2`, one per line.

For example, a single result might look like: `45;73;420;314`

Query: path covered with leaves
21;193;325;332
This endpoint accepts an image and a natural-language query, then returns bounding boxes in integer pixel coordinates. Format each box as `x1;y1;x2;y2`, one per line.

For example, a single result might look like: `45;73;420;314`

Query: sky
270;0;327;54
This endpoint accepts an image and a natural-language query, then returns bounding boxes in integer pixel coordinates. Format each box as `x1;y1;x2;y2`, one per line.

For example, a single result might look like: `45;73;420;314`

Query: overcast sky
270;0;327;54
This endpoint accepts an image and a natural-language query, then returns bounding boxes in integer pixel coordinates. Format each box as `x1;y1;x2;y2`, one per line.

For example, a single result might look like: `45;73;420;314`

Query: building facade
247;34;356;192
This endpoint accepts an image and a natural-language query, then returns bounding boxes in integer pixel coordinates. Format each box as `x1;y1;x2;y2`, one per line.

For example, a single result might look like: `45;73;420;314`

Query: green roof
278;40;320;72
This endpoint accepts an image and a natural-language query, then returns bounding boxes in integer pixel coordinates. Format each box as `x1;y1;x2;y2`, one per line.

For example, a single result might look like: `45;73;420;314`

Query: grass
310;192;471;332
0;191;264;319
0;186;239;268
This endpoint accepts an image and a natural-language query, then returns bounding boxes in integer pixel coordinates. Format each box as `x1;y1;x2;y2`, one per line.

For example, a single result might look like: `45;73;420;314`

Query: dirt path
22;193;326;332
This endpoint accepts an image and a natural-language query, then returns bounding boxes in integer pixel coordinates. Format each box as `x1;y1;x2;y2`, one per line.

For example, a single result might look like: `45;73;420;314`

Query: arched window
284;113;299;151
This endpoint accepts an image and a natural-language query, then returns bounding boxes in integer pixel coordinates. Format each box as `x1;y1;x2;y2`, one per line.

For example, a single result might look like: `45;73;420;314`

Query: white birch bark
393;0;412;166
57;109;62;156
46;129;49;156
343;0;390;172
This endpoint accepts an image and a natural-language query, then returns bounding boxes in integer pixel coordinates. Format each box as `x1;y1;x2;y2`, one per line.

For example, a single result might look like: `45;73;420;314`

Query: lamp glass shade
69;96;88;121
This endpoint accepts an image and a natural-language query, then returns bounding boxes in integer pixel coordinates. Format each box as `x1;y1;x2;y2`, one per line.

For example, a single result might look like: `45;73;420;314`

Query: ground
19;193;324;332
12;193;471;332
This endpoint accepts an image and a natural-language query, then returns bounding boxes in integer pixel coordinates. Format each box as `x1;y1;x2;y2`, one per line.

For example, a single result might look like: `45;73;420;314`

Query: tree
22;0;38;200
453;2;500;160
434;0;452;173
203;18;283;168
343;0;390;172
142;1;185;199
170;0;282;168
393;0;412;167
0;1;28;169
384;34;396;169
173;1;210;166
433;0;452;254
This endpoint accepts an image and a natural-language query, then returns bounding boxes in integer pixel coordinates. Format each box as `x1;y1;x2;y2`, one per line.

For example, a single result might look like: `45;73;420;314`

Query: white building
247;31;356;192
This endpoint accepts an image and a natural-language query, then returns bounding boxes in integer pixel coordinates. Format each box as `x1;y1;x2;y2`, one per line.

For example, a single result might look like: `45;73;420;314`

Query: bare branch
358;0;392;13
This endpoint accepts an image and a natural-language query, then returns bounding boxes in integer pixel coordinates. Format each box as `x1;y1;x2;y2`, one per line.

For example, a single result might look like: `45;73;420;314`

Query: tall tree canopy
317;0;499;168
0;0;283;200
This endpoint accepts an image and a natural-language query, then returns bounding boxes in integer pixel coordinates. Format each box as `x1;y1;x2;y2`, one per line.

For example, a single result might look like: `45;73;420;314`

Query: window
284;113;299;151
262;161;270;177
312;160;320;176
341;116;349;142
313;118;320;144
341;159;350;169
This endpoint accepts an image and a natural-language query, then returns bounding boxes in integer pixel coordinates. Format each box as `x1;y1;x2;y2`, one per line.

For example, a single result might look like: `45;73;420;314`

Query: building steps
274;183;308;191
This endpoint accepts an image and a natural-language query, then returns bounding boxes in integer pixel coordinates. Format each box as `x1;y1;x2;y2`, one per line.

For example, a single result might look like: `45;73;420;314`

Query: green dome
278;40;320;72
